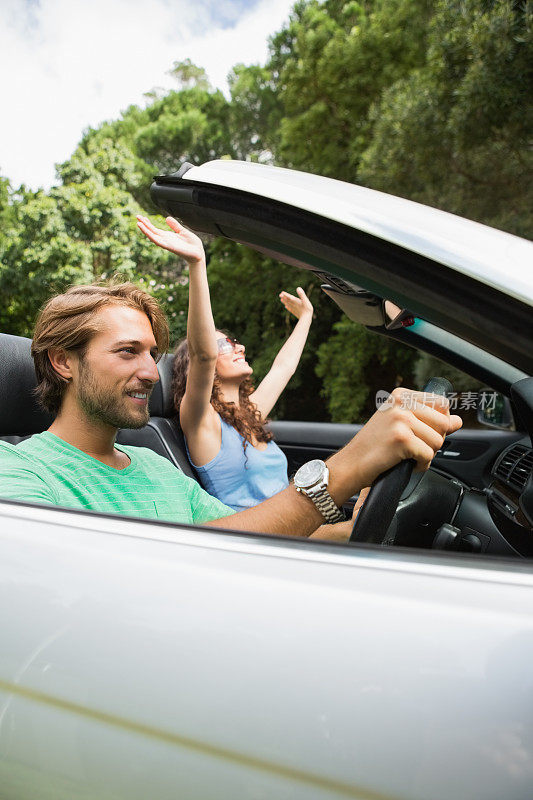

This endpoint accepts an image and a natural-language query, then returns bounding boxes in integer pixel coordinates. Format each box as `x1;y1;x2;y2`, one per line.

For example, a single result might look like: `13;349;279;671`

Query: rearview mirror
319;280;414;329
477;389;514;430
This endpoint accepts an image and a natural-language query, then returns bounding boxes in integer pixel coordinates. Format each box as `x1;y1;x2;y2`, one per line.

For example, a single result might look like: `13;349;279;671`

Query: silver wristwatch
293;459;345;524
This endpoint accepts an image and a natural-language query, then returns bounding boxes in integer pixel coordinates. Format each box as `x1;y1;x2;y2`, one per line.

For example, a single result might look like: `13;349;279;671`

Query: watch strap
304;485;345;524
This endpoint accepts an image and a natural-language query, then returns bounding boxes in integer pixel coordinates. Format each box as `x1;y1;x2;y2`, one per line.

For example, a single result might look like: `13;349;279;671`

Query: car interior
1;319;532;560
148;163;533;553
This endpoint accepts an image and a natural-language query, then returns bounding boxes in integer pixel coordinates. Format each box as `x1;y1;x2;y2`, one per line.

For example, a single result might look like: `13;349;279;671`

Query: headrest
148;352;176;418
0;333;54;436
0;333;177;437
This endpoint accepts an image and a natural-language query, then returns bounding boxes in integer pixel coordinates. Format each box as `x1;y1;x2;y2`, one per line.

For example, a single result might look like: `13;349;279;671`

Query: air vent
494;444;533;492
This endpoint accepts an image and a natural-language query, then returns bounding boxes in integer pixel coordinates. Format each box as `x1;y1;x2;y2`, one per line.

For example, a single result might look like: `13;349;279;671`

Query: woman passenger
137;214;313;511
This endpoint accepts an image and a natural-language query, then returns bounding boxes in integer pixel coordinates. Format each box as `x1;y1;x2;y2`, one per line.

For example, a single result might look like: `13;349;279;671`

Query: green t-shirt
0;432;234;525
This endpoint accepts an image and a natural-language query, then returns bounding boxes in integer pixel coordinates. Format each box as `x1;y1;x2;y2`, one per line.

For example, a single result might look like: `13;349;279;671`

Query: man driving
0;282;462;541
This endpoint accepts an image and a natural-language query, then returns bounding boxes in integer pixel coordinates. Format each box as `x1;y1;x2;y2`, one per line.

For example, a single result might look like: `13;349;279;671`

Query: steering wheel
350;378;453;545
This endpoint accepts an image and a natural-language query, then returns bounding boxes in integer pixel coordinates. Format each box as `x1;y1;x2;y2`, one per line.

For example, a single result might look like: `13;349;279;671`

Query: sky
0;0;296;191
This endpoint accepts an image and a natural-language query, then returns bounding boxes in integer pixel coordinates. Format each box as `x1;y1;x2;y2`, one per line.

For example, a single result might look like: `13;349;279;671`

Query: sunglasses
216;336;242;355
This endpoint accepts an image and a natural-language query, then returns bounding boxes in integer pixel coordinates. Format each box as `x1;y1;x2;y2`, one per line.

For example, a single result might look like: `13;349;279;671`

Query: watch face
295;459;325;489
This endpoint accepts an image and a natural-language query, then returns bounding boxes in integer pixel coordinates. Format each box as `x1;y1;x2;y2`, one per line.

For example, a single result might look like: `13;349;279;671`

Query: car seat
0;333;197;479
0;333;54;444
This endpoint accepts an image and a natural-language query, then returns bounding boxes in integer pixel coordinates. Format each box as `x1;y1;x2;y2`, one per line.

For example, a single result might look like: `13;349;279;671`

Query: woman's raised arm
136;216;218;434
250;287;313;419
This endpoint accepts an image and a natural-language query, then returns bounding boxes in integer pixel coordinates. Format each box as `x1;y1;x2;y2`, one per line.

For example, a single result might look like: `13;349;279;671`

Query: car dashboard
487;438;533;556
400;436;533;559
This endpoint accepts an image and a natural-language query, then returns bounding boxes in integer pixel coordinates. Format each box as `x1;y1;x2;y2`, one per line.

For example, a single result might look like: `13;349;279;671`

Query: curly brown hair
172;336;273;452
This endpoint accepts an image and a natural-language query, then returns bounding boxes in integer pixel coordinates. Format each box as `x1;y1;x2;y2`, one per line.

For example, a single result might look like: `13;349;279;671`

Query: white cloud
0;0;294;190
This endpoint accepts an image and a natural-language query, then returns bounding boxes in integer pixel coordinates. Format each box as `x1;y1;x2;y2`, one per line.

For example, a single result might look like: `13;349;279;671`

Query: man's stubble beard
77;357;150;430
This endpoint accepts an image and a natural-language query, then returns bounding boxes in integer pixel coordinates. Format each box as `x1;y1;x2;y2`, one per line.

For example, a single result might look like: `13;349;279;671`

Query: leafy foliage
1;0;529;420
0;140;179;336
228;64;281;160
269;0;432;180
316;319;416;422
358;0;533;236
0;189;92;336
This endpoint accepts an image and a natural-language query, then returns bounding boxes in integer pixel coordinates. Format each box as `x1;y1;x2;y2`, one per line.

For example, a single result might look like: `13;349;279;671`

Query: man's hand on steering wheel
350;381;462;544
350;387;460;485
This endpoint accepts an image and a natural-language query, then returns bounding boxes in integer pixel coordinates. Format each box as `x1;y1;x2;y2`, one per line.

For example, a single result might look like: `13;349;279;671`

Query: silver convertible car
1;161;532;800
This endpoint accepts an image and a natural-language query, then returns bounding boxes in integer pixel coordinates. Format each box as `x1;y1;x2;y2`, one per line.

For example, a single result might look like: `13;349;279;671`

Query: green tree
0;176;10;218
3;11;529;426
0;175;15;253
76;77;238;210
0;188;92;336
358;0;533;236
269;0;432;180
316;319;416;422
55;140;187;330
132;87;235;176
0;140;181;336
228;63;282;159
167;59;211;90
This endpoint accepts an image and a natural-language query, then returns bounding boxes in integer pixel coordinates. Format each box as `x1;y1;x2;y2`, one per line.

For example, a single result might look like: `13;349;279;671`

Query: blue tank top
186;417;289;512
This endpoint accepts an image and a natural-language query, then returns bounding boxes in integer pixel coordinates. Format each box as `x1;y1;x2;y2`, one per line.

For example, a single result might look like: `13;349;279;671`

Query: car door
271;417;524;490
2;500;533;800
269;420;363;478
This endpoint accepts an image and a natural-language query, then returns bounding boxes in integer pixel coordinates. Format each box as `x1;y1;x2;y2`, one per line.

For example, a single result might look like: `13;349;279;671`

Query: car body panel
2;502;533;800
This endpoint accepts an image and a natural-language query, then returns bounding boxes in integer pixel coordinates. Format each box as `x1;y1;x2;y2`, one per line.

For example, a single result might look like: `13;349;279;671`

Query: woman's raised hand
137;215;205;265
279;287;313;320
